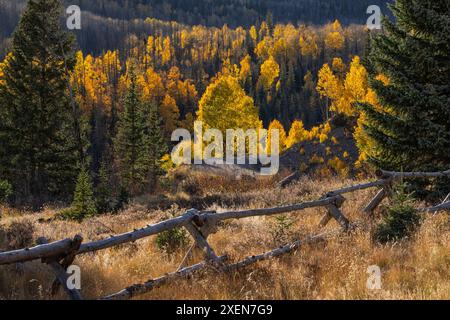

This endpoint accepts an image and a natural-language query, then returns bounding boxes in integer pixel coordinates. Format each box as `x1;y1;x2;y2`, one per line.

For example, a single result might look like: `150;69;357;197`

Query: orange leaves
70;50;122;114
160;94;180;136
137;66;165;102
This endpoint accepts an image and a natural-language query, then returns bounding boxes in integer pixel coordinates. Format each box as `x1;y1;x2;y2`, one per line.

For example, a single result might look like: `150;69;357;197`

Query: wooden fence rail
0;169;449;300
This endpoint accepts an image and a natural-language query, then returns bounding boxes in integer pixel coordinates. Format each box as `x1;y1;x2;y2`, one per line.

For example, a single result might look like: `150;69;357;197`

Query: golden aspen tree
160;94;180;137
299;28;320;58
316;63;342;101
162;37;173;66
286;120;309;148
138;66;165;102
332;57;346;76
267;119;287;153
325;20;345;51
259;55;280;91
144;36;155;68
259;21;269;39
197;74;261;133
239;54;252;83
249;25;258;43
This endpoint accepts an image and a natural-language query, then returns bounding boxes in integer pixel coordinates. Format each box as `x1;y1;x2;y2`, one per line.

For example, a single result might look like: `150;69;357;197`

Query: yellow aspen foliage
161;37;173;66
286;120;309;148
267;119;287;153
299;28;320;57
255;36;271;60
344;56;368;101
316;63;342;101
197;74;261;133
0;53;12;86
144;36;155;67
71;52;111;112
137;66;165;102
259;56;280;91
180;30;190;49
325;20;345;51
332;57;346;76
327;156;349;177
249;26;258;43
239;54;252;83
354;74;390;165
160;94;180;137
259;22;269;39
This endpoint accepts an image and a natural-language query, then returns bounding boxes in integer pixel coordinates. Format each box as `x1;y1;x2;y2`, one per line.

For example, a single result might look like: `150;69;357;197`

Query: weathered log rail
0;169;449;300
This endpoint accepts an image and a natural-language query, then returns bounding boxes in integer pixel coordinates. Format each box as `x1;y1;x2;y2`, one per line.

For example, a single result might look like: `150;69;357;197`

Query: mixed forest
0;0;448;216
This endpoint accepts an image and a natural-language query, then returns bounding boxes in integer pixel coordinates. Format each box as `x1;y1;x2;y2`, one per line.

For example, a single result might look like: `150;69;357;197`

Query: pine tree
0;0;78;208
70;166;97;220
358;0;450;172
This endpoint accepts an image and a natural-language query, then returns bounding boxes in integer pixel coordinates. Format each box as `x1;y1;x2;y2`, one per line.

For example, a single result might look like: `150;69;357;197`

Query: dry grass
0;175;449;300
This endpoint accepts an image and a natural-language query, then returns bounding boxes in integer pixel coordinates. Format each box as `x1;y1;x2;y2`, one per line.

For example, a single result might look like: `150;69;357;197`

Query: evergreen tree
69;166;97;220
143;101;168;190
0;0;77;208
114;67;151;194
358;0;450;172
95;160;112;214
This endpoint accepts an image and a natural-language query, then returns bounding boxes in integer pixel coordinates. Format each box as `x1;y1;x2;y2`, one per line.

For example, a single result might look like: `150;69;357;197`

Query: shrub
156;227;189;255
374;185;422;244
3;220;35;250
60;167;97;221
0;180;12;202
270;215;294;245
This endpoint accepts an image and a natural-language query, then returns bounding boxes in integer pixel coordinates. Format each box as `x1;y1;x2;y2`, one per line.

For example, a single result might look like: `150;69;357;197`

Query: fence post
363;179;392;216
37;236;83;300
182;209;221;267
319;195;349;231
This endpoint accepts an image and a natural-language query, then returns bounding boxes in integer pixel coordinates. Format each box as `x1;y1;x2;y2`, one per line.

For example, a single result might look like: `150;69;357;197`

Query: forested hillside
0;0;391;56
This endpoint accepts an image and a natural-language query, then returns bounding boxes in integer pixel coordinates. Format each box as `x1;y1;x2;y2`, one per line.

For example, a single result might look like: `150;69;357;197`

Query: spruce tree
95;160;112;214
358;0;450;172
114;67;149;194
143;101;168;190
70;166;97;220
0;0;78;208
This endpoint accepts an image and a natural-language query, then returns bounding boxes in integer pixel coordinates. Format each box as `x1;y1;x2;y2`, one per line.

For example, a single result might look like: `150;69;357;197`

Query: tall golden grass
1;175;449;300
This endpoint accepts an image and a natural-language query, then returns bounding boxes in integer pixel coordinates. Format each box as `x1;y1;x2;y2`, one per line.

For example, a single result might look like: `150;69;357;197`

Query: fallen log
223;231;336;272
101;255;228;300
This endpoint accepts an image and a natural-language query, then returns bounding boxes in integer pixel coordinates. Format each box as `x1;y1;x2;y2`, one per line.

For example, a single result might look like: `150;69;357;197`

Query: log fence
0;169;449;300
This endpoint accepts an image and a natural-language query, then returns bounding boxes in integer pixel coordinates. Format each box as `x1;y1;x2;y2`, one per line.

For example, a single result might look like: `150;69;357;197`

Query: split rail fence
0;169;449;300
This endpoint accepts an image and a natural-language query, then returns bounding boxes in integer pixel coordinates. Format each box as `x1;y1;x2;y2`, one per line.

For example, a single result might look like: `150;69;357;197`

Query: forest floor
1;171;449;300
